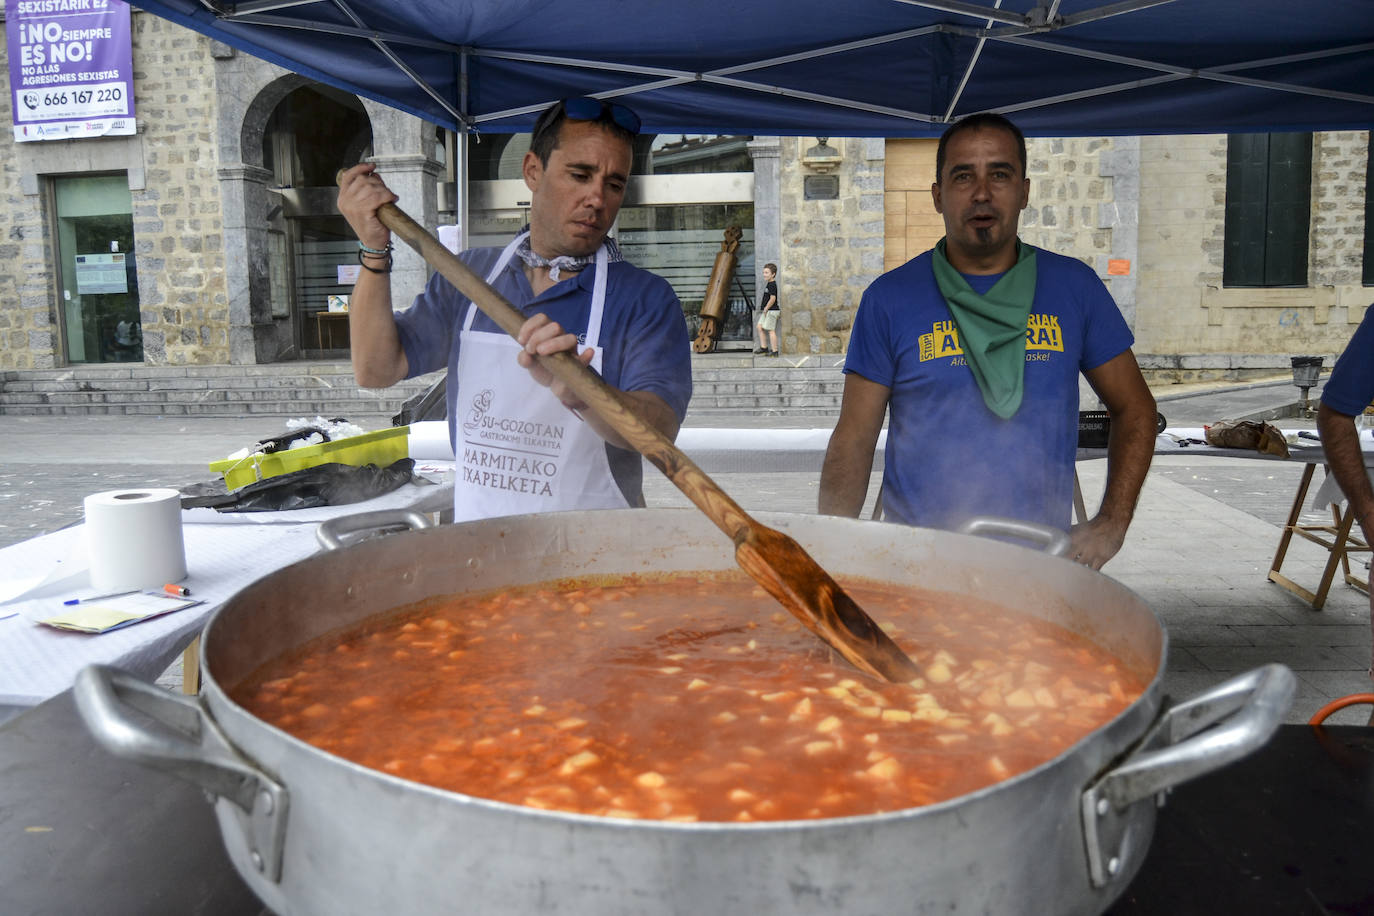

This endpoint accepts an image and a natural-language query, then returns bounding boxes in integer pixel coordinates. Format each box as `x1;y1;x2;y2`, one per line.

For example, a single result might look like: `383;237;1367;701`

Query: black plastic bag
182;458;417;513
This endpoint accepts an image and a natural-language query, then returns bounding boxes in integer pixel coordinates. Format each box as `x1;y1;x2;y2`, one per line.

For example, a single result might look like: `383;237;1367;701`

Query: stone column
366;154;444;304
365;104;444;308
218;163;276;364
748;138;782;270
749;138;781;351
749;137;781;280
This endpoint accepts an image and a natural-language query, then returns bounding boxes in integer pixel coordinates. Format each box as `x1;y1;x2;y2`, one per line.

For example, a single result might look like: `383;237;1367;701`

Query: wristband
358;240;392;255
357;249;392;274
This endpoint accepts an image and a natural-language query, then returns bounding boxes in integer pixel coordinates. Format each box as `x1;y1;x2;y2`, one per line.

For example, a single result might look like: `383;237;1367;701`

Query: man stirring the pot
819;113;1156;569
1315;306;1374;716
337;99;691;521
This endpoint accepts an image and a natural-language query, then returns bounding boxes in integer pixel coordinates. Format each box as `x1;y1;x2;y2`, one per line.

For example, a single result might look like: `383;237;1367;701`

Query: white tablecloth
6;424;1370;714
0;470;454;711
0;523;320;707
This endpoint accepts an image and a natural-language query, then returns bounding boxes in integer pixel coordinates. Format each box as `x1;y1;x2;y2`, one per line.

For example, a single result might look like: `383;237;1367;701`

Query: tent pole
456;47;470;252
456;125;469;252
944;0;1004;122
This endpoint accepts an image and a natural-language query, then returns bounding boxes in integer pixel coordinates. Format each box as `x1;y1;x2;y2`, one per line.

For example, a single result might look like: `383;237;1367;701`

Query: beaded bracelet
357;249;392;274
358;240;392;256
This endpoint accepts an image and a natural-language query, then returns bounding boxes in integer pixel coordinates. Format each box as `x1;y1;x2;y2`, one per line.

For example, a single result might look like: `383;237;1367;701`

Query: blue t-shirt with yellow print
844;245;1134;532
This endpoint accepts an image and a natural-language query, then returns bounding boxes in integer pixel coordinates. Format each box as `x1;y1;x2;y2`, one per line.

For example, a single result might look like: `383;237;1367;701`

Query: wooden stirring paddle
349;182;918;683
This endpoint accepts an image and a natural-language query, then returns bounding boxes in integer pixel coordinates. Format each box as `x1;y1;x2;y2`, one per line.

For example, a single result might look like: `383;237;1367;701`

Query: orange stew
234;574;1147;823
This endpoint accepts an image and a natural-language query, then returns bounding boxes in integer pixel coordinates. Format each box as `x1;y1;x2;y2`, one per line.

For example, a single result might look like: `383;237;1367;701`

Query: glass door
53;174;140;363
615;202;755;344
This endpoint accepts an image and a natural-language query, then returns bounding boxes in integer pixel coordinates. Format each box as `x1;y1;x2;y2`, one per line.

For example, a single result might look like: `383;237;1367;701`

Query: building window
53;174;140;364
1223;133;1312;288
617;202;757;344
1364;133;1373;287
466;132;759;345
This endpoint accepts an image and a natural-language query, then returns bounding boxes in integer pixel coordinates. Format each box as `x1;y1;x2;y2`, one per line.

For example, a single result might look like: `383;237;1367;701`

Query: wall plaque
804;175;839;200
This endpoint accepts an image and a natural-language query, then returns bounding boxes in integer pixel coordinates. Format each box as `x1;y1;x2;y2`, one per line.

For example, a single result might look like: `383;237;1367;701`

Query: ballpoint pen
62;590;139;606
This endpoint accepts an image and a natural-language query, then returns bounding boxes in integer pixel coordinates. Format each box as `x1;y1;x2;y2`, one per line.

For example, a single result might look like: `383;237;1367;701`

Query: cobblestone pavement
0;414;390;549
0;463;209;549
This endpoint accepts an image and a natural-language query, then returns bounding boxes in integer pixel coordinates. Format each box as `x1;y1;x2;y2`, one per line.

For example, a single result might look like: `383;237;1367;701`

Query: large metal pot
76;509;1293;916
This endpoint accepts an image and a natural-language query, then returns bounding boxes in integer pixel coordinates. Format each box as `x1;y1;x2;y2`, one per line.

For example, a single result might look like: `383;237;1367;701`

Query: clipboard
36;591;203;634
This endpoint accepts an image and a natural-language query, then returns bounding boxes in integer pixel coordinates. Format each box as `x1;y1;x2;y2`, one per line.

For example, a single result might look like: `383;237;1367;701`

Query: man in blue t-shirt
1316;307;1374;697
337;98;691;520
820;113;1156;570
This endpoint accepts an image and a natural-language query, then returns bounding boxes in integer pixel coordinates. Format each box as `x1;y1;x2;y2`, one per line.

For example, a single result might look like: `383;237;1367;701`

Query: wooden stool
1267;462;1372;609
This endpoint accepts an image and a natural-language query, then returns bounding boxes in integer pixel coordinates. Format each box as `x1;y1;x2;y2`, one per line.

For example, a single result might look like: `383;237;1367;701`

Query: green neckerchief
930;238;1038;419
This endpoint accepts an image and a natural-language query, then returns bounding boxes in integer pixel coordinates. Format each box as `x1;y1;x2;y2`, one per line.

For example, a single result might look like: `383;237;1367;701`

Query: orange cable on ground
1308;693;1374;725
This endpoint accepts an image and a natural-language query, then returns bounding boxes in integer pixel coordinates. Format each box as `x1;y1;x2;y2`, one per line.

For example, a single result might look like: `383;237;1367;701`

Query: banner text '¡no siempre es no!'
5;0;135;142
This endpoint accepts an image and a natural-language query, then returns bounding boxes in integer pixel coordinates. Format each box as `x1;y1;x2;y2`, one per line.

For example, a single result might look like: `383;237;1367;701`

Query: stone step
2;362;361;380
687;395;843;411
0;363;442;418
694;371;844;384
692;379;845;395
0;356;847;417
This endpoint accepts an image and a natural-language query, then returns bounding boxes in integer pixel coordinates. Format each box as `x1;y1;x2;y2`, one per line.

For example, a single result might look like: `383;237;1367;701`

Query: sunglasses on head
561;96;641;135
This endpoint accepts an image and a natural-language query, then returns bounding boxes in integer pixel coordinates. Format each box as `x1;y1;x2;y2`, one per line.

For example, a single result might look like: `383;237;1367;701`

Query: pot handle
316;508;432;551
954;516;1073;557
73;664;289;883
1079;663;1295;887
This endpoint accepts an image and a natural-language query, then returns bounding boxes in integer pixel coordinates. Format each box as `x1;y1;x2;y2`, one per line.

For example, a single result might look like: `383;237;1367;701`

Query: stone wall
1019;136;1140;331
777;137;886;355
0;66;50;367
1019;137;1116;258
0;12;226;370
128;14;226;366
1134;131;1370;381
1312;131;1369;289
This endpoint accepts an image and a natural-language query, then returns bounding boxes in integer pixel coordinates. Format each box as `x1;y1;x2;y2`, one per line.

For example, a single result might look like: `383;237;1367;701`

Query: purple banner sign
6;0;134;141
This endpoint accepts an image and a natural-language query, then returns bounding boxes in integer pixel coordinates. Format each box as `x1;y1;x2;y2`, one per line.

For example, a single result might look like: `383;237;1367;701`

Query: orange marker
164;583;191;597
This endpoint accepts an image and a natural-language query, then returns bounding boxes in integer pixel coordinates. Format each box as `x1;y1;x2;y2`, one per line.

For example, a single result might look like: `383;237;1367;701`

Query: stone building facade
777;137;887;355
0;11;442;373
1135;132;1370;379
0;12;229;370
0;9;1367;381
792;134;1145;358
795;130;1369;380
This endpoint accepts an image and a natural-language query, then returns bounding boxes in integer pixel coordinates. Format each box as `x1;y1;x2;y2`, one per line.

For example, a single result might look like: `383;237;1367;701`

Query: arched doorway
261;85;372;357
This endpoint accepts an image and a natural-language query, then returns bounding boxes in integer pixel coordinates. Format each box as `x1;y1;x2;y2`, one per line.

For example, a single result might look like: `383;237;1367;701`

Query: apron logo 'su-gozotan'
463;388;495;433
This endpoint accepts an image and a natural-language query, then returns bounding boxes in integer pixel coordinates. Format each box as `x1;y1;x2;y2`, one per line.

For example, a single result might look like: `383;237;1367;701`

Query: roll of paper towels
84;488;187;591
409;420;456;460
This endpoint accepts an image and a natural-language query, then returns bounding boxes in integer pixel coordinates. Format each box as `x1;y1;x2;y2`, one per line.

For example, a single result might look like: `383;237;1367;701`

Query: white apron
450;233;629;522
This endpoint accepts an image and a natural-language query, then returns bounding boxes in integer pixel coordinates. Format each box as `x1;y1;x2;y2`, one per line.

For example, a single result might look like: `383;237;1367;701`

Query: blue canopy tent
127;0;1373;137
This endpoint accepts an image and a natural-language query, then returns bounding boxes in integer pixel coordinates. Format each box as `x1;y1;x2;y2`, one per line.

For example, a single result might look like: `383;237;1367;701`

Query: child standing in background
755;263;779;356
